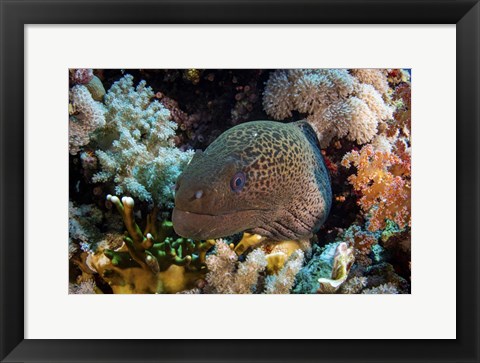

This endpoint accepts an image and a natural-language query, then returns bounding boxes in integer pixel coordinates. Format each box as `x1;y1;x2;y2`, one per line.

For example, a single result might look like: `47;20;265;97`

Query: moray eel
172;120;332;242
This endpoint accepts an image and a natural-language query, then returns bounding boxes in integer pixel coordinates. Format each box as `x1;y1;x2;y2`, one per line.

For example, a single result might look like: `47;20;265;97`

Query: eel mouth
172;207;261;240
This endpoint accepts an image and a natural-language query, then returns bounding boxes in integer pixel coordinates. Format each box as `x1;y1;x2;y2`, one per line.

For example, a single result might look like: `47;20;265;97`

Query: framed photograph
1;0;479;362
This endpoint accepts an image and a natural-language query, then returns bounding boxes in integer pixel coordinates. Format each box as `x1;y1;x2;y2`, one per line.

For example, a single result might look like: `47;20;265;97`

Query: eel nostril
194;190;203;199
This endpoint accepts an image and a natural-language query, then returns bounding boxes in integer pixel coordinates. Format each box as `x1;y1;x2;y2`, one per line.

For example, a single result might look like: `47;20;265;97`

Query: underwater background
68;69;411;294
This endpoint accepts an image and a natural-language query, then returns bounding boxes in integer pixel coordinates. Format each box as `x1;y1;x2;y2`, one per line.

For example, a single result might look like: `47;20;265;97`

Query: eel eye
230;171;246;192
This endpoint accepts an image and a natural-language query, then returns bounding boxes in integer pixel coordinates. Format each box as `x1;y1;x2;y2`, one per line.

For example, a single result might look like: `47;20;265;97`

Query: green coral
380;219;405;242
87;195;214;293
106;194;213;273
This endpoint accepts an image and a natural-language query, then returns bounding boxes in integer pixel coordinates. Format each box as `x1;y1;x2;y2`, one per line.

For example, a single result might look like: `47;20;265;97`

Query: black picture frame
1;0;478;362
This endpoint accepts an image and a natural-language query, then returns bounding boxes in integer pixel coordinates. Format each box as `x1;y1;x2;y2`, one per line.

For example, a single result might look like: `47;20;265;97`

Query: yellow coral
185;69;201;84
234;233;306;274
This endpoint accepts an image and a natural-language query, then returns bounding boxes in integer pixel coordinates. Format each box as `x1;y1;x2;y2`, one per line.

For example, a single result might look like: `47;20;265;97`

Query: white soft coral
92;75;193;207
263;69;393;147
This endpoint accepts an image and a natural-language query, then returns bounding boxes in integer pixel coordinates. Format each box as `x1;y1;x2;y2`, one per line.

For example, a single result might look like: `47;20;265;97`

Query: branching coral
156;94;190;140
69;279;97;294
363;262;410;293
68;202;104;258
231;83;260;125
342;225;378;266
336;260;409;294
339;276;368;294
91;74;194;207
205;239;304;294
387;69;411;85
86;195;213;293
349;69;390;97
69;85;106;155
341;138;411;232
380;219;406;243
390;82;411;137
205;240;267;294
262;69;393;147
156;94;212;149
69;68;94;85
264;249;304;294
362;283;398;294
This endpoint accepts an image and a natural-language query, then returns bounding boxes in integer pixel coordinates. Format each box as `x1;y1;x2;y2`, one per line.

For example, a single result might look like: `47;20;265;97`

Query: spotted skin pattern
173;120;332;241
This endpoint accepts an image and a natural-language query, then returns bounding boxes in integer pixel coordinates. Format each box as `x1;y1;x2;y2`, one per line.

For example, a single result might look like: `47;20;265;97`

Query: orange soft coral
341;139;411;232
390;83;411;137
